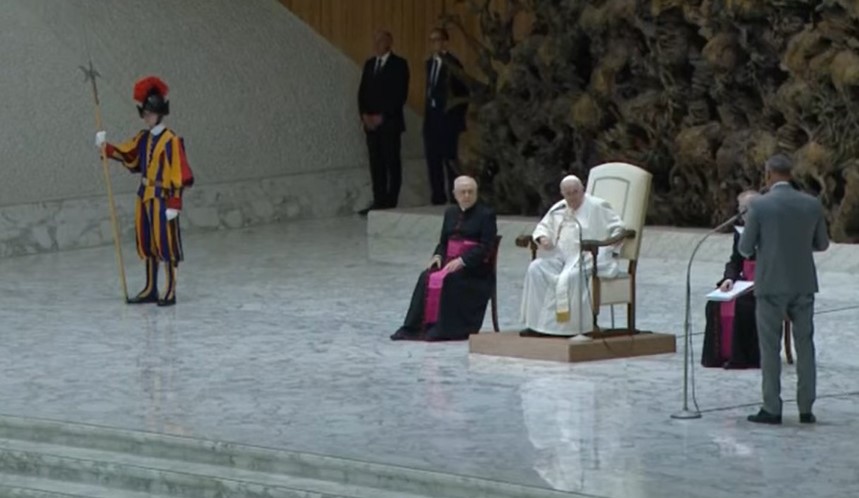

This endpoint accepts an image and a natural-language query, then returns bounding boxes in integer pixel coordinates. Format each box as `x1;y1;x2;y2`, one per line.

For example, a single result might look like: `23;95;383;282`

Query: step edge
0;443;463;498
0;414;584;498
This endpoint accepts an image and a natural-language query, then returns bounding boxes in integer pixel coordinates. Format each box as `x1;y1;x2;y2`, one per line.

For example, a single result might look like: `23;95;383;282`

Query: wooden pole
81;61;129;300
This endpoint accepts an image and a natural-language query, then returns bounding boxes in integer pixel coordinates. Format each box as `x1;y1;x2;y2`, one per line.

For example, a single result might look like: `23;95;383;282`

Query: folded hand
443;257;464;273
537;236;554;251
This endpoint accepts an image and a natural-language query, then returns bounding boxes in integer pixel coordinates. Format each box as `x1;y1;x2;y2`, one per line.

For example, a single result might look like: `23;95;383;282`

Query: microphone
671;210;743;420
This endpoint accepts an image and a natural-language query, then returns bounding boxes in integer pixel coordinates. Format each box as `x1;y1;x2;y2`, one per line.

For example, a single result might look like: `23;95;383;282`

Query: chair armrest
515;235;533;247
515;235;538;260
581;229;636;252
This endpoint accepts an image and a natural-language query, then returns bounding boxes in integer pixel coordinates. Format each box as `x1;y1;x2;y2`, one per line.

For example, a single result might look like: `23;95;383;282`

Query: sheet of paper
706;280;754;302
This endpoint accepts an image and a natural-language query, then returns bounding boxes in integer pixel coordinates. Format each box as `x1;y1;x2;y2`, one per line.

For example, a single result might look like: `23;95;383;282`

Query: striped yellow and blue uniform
108;128;194;265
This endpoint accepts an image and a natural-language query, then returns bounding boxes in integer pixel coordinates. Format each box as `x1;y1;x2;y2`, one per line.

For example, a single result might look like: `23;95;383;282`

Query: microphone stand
573;216;586;336
671;211;742;420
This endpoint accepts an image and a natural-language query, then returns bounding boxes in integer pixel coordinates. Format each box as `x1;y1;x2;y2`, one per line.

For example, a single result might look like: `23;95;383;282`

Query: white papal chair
583;162;652;332
515;162;652;333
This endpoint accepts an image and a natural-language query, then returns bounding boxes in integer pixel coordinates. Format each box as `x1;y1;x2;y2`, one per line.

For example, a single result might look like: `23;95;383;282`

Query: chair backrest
585;162;652;261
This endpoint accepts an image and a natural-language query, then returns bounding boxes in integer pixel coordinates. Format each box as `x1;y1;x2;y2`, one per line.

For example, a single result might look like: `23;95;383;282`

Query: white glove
165;208;179;221
95;131;106;148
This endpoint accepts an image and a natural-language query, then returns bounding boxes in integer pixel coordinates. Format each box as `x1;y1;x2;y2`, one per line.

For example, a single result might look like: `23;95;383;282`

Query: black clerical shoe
126;291;158;304
157;297;176;307
800;413;816;424
747;409;782;425
390;327;421;341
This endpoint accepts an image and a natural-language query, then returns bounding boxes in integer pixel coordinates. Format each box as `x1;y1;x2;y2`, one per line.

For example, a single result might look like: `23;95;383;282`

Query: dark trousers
423;112;461;205
756;293;816;415
365;124;402;209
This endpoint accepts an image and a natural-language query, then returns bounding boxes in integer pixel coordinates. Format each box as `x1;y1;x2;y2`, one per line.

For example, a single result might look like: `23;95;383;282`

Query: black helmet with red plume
133;76;170;117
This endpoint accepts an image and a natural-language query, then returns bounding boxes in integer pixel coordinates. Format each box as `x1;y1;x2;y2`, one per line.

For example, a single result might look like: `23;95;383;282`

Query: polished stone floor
1;217;858;498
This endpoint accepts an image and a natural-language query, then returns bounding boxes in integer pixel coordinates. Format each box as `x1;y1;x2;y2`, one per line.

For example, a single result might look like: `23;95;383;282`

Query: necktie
431;57;440;87
374;57;383;75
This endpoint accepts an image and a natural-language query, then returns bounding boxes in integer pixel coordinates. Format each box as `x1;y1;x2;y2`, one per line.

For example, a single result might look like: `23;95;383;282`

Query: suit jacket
738;182;830;296
358;52;410;133
423;52;468;133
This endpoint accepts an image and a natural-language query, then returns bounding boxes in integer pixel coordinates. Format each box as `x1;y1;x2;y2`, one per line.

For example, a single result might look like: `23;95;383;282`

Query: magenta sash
423;239;480;325
743;260;756;280
718;260;756;360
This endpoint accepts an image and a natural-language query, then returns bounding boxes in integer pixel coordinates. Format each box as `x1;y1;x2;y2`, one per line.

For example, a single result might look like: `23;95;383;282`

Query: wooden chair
489;235;502;332
515;162;653;333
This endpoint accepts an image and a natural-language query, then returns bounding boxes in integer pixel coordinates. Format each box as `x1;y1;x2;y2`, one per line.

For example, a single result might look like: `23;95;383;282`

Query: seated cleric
520;175;626;339
391;176;498;341
701;190;762;369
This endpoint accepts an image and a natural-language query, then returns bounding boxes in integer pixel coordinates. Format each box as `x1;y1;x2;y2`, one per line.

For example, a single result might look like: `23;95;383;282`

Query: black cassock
392;202;497;341
701;229;761;368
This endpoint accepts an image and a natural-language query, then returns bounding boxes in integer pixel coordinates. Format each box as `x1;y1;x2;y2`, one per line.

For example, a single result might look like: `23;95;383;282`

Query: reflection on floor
1;218;857;498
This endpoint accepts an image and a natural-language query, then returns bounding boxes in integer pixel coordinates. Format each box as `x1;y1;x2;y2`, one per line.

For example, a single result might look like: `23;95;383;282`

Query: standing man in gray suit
738;153;830;424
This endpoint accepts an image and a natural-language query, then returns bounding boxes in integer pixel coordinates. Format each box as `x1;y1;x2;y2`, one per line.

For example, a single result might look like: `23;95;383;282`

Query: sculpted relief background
448;0;859;242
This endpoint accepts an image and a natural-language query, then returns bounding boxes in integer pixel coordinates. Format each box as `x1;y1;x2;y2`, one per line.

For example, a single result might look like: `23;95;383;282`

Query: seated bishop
391;176;498;341
520;175;626;339
702;190;762;369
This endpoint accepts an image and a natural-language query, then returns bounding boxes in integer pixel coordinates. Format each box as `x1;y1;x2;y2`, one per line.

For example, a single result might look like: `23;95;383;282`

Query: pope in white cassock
520;175;626;339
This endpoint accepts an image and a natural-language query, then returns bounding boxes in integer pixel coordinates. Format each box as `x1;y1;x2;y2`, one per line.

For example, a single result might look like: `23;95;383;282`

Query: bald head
560;175;583;189
454;176;477;190
453;176;478;210
560;175;585;209
374;30;393;56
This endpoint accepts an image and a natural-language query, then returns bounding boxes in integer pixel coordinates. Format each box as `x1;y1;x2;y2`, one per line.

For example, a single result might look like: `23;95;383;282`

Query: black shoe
390;327;421;341
126;292;158;304
747;409;782;425
157;297;176;307
800;413;816;424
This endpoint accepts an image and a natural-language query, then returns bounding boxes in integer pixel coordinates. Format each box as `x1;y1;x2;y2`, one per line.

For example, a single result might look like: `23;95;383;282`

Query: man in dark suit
357;30;410;215
739;153;830;425
423;27;469;205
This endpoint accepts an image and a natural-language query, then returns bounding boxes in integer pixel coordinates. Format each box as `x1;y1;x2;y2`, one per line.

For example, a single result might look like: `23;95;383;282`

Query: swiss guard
95;76;194;306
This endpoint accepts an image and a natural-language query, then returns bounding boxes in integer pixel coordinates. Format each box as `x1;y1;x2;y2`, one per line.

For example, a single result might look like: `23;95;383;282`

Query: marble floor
1;217;858;498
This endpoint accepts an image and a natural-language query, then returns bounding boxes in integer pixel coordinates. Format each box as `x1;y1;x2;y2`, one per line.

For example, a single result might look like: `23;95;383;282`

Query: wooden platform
468;330;677;363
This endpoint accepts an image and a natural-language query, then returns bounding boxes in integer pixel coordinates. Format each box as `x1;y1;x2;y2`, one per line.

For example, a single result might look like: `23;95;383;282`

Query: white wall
0;0;426;257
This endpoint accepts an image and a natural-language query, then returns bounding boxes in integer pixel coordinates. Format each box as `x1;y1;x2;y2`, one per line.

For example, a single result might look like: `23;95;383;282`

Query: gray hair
765;153;793;175
453;175;478;191
560;175;583;189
